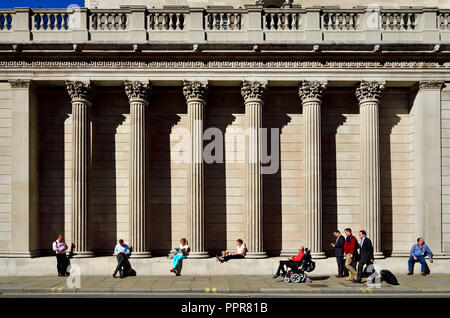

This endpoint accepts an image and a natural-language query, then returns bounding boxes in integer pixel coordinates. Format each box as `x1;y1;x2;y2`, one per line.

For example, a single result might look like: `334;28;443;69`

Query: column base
72;251;95;258
311;252;327;259
374;252;385;259
130;251;152;258
1;250;41;258
188;251;210;259
245;252;268;259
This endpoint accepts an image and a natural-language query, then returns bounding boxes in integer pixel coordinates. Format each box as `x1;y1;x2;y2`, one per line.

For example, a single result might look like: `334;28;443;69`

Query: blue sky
0;0;84;8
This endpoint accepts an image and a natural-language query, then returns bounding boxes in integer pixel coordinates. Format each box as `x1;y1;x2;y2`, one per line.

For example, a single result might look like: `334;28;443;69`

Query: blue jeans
172;253;186;269
408;255;426;273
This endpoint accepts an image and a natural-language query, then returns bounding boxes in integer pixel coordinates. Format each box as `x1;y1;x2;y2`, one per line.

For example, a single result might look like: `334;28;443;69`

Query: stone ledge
1;256;450;276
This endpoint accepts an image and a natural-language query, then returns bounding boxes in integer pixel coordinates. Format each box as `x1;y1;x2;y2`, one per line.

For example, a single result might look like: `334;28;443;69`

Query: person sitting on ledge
170;238;190;275
408;237;433;276
216;239;247;263
273;245;305;279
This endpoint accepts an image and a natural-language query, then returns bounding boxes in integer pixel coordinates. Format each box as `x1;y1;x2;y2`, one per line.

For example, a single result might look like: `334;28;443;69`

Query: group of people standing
331;228;373;283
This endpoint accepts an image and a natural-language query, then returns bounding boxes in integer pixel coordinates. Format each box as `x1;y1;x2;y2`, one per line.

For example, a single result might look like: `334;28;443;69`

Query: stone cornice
298;81;327;104
356;81;385;104
66;80;92;104
124;80;151;103
183;81;208;103
419;80;445;90
241;80;267;103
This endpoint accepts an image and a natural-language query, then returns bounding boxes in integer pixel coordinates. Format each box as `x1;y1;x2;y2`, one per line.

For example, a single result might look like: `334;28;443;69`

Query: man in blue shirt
408;237;433;276
113;239;131;278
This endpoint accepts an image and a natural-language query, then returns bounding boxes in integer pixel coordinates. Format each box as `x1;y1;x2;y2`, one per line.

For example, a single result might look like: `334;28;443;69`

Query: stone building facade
0;0;450;274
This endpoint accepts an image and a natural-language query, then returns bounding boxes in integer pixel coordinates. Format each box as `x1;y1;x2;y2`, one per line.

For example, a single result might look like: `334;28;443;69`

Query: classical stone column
241;81;267;258
183;81;209;258
356;81;385;259
298;81;327;259
66;81;94;257
125;81;152;258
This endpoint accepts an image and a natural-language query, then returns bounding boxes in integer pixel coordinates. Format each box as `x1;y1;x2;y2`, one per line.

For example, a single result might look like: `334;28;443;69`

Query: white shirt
179;244;189;254
236;244;246;254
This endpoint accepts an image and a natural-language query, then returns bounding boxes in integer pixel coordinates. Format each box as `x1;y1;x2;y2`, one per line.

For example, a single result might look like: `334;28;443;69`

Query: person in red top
343;228;358;281
273;245;305;279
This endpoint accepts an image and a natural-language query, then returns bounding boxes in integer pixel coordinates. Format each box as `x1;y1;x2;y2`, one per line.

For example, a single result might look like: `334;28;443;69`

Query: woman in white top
217;239;247;263
170;238;190;275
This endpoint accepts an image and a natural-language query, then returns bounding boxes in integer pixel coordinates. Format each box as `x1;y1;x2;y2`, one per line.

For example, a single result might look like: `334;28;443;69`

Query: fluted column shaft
356;81;385;259
125;81;151;257
184;81;209;258
299;81;327;259
242;81;267;258
66;81;93;257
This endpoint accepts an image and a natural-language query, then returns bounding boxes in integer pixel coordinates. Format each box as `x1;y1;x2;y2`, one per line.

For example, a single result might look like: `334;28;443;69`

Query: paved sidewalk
1;274;450;297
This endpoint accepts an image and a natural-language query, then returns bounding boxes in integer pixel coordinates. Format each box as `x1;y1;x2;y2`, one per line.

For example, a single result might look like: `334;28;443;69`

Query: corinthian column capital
183;81;208;103
298;80;327;104
241;80;267;103
124;80;151;104
356;81;385;104
419;81;445;91
66;80;92;105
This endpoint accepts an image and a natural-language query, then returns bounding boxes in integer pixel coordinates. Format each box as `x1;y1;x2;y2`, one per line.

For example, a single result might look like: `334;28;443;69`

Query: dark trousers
223;254;244;262
56;253;68;275
356;258;373;281
276;260;296;276
335;255;346;276
114;254;126;277
408;255;427;273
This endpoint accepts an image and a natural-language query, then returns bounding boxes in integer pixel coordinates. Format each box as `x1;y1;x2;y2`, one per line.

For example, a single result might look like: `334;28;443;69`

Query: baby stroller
283;248;316;283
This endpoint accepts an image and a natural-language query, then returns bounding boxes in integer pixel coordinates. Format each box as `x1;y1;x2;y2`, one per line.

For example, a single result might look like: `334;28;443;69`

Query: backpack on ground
380;269;399;285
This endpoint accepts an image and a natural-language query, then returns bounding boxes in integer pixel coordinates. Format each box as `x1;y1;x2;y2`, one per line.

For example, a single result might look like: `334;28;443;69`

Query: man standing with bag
52;234;69;277
113;239;131;278
353;230;374;283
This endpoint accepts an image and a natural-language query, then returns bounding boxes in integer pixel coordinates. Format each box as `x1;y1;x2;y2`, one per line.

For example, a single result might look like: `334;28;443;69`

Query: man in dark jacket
353;230;374;283
331;230;347;277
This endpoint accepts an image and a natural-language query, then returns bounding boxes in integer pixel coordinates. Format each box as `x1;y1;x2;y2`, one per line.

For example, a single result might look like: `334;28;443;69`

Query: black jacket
359;237;374;262
334;235;345;257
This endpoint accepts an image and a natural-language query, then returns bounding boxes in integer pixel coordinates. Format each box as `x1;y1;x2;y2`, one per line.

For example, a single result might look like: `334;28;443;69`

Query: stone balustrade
0;6;449;43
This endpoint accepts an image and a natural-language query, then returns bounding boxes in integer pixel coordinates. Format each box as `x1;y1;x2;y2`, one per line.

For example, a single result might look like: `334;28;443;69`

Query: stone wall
0;83;11;253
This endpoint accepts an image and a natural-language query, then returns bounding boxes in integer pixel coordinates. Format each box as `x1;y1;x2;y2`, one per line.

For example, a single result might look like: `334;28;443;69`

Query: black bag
380;269;399;285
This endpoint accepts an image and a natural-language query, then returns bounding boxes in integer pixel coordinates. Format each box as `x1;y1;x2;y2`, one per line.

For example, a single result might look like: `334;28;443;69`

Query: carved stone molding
1;60;450;70
66;80;92;104
241;80;267;103
355;81;385;104
419;80;445;90
8;79;30;88
298;80;327;103
124;80;151;103
183;80;208;103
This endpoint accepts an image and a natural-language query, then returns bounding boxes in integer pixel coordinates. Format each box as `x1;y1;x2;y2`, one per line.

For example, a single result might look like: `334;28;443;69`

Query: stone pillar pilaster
183;81;209;258
66;81;94;257
241;81;267;258
413;81;445;256
298;81;327;259
356;81;385;259
125;81;152;258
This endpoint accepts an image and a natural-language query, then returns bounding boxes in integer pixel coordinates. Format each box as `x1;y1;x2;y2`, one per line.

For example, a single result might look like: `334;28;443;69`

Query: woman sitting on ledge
170;238;190;275
217;239;247;263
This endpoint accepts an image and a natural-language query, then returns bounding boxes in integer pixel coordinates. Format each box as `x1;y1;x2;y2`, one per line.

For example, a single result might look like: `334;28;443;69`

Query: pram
283;248;316;283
